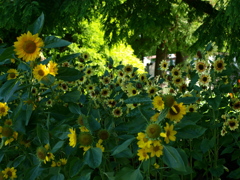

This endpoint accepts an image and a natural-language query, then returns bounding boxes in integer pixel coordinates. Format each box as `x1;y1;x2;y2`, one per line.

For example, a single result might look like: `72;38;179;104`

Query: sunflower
86;84;95;92
172;76;184;87
137;148;150;161
117;70;125;78
33;64;49;81
220;127;227;136
159;60;169;71
147;86;158;97
14;31;44;62
2;167;17;180
68;128;77;148
77;63;85;71
31;87;38;95
148;140;163;157
213;59;226;73
146;123;161;139
47;61;58;76
232;100;240;111
78;76;87;84
44;152;55;164
101;76;111;85
152;96;165;111
160;123;177;144
82;52;90;60
112;107;123;117
7;69;18;80
195;60;208;73
186;104;198;113
127;86;138;97
100;88;111;98
4;119;13;126
123;64;133;75
78;132;93;146
85;67;93;77
0;102;10;117
199;73;211;86
138;73;147;82
166;101;186;122
227;118;239;131
106;99;117;108
171;67;182;77
62;62;70;67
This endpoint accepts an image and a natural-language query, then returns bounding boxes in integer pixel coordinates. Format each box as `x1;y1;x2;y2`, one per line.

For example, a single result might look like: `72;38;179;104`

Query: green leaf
200;137;215;153
70;158;85;177
157;108;169;123
163;145;187;172
57;67;83;81
227;168;240;179
0;46;14;62
50;173;64;180
221;146;234;155
176;125;206;139
25;103;33;126
13;155;26;167
51;141;65;153
177;97;198;104
219;84;233;93
24;165;43;180
68;103;82;114
103;172;115;180
27;12;45;35
61;90;81;103
37;125;49;144
40;74;55;86
115;167;143;180
207;95;221;110
111;137;135;156
124;95;152;104
0;79;19;102
58;53;80;63
84;147;102;168
52;124;70;140
44;36;71;48
209;165;224;177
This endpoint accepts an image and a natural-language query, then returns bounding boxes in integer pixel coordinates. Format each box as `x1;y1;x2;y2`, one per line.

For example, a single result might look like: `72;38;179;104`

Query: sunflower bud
1;126;14;137
163;95;175;108
78;132;93;146
36;147;47;161
146;124;161;139
97;129;110;140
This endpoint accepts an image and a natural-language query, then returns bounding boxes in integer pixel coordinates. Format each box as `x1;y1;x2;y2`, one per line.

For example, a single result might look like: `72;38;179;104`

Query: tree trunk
175;51;184;65
154;42;168;76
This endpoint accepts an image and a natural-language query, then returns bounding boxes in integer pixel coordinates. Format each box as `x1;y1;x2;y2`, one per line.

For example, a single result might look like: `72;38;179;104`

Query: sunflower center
0;107;6;113
229;122;236;127
23;40;37;53
189;108;194;112
217;62;223;68
10;73;16;78
126;68;131;72
198;64;204;70
174;71;179;76
166;130;170;137
132;90;137;94
114;109;121;115
153;146;160;152
38;69;45;76
234;102;240;109
150;89;155;93
7;170;12;177
170;105;180;115
202;77;208;82
176;78;180;83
